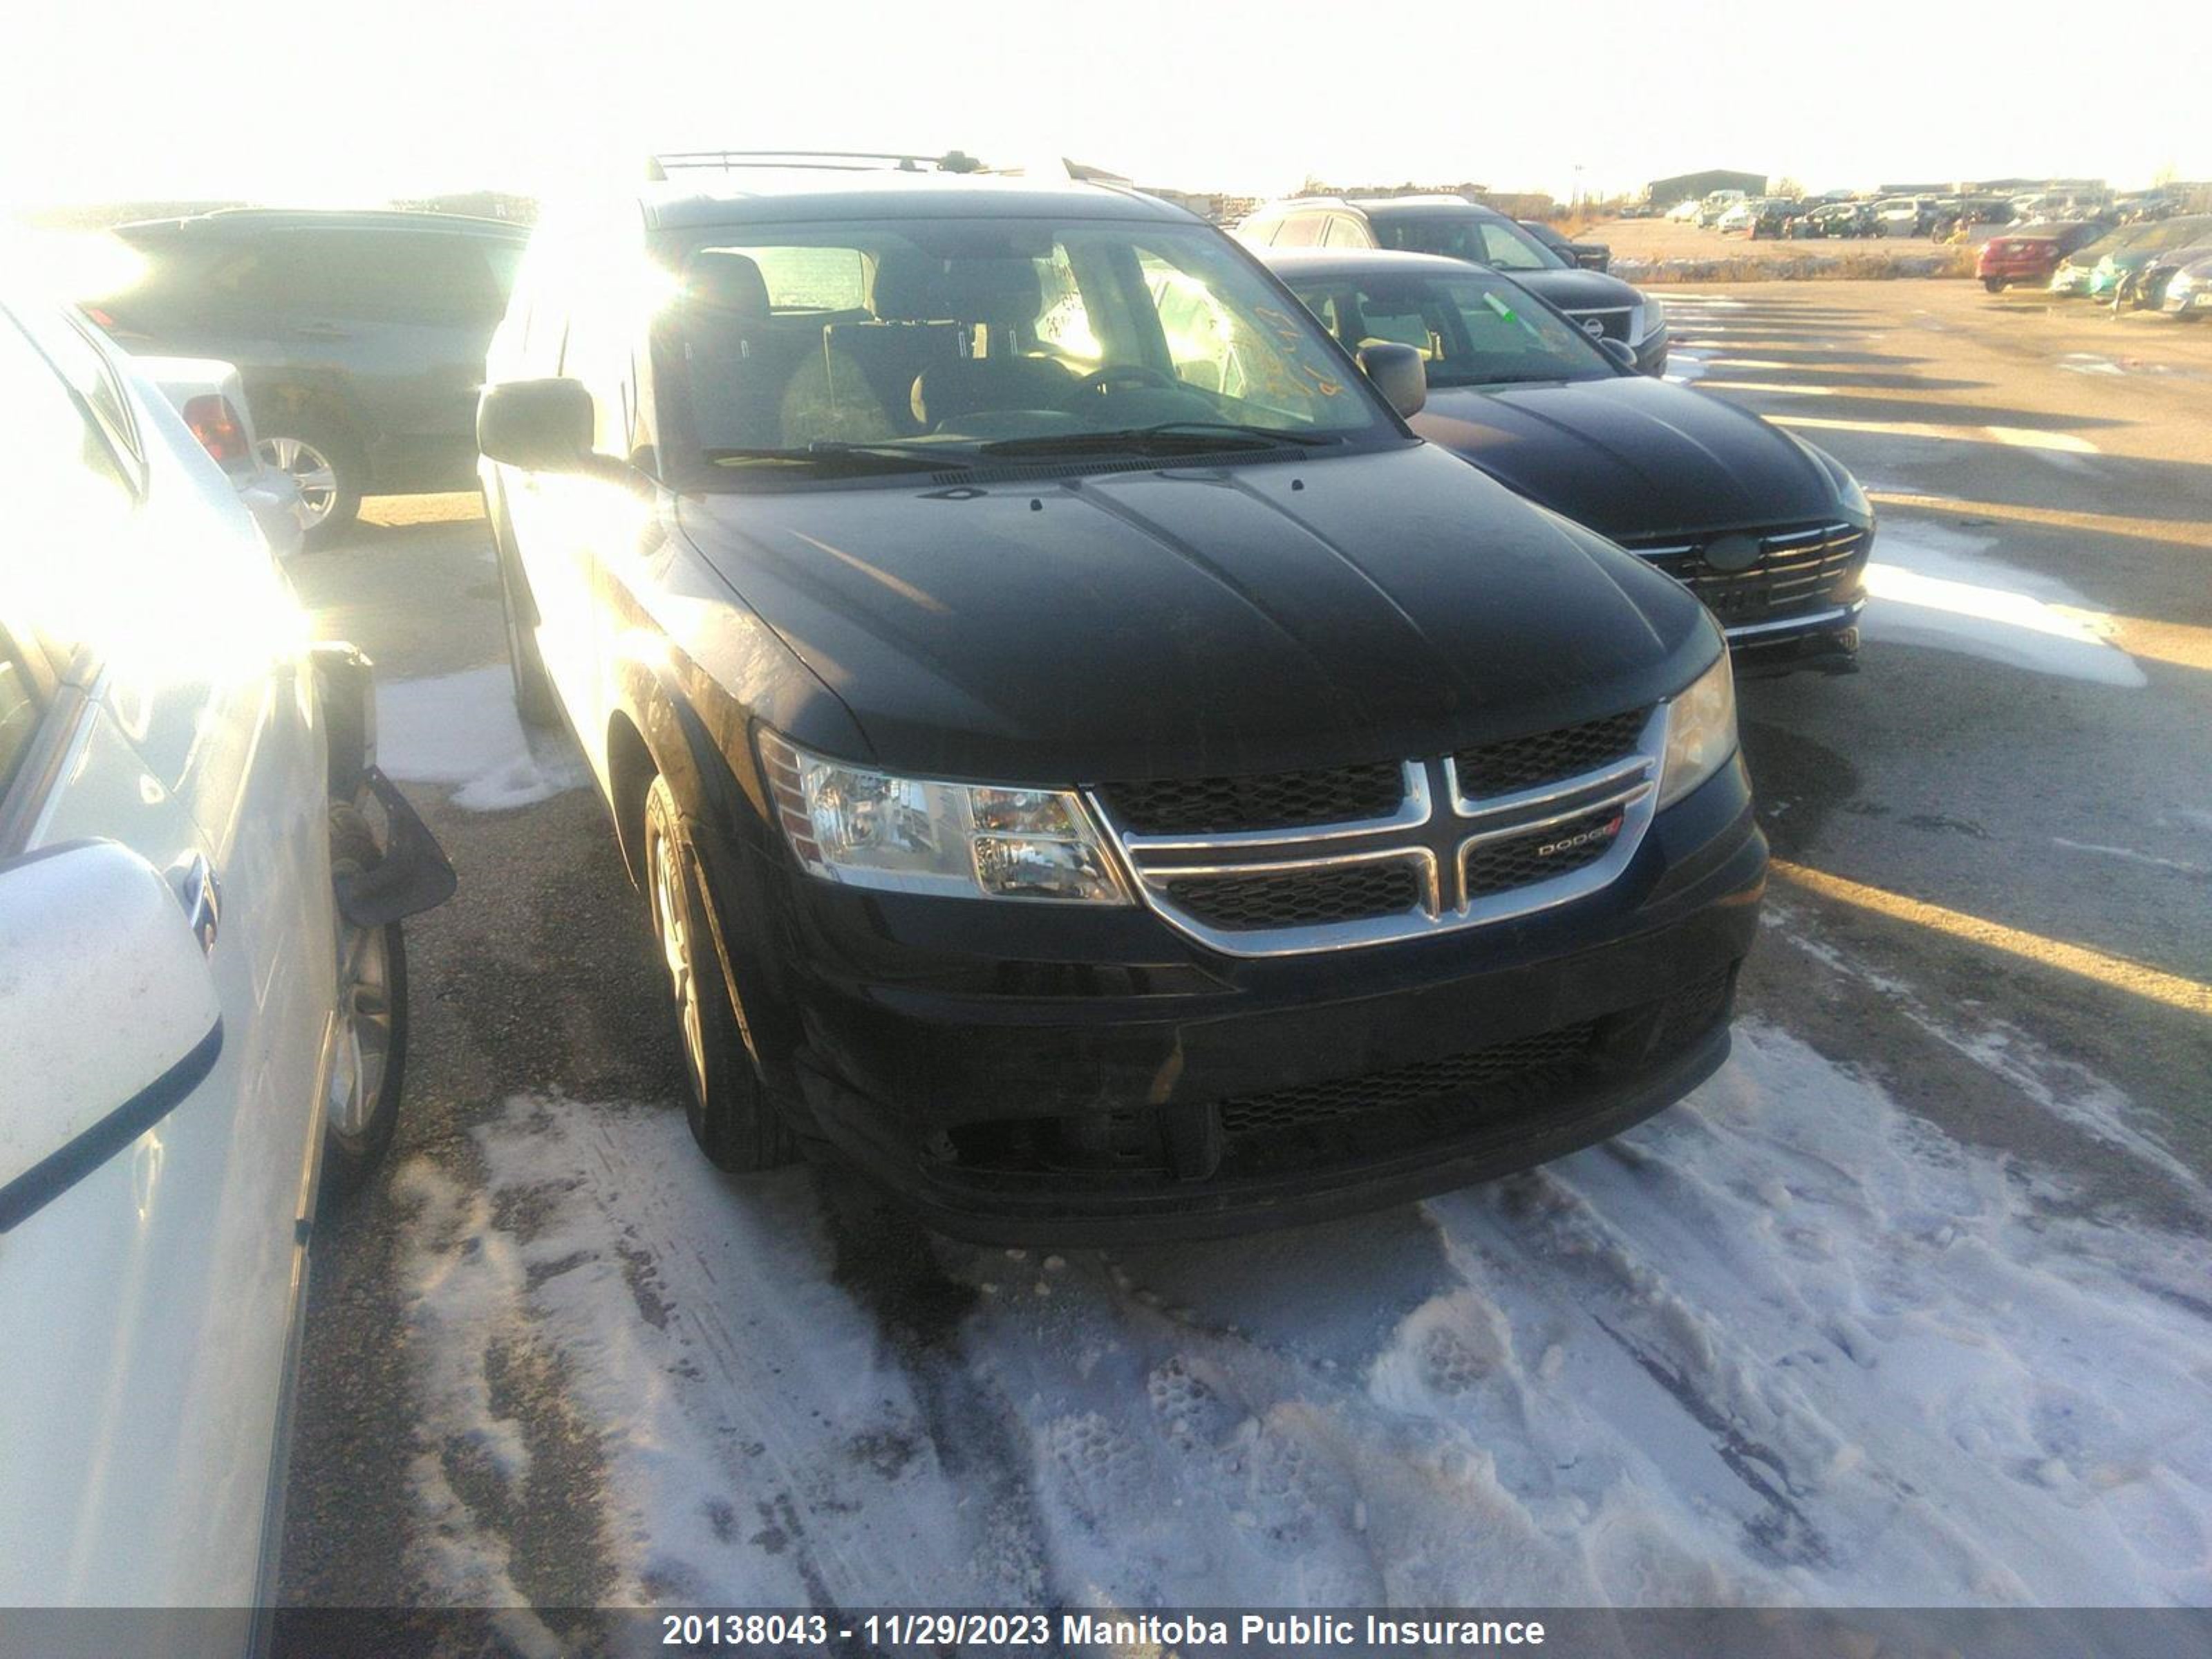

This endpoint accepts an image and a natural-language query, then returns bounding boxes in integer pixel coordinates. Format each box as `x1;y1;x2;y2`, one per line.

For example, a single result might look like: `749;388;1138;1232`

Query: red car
1978;221;2106;292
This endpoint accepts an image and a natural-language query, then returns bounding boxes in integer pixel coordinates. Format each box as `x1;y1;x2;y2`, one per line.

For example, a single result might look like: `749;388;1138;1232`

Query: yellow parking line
1772;859;2212;1018
1867;490;2212;551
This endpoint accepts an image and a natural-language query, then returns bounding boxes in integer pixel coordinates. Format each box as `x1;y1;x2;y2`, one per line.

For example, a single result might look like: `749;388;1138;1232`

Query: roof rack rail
644;149;987;181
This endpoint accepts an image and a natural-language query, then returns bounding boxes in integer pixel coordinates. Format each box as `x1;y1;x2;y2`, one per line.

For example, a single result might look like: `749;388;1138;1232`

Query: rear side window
259;229;516;324
749;247;870;312
1273;214;1321;247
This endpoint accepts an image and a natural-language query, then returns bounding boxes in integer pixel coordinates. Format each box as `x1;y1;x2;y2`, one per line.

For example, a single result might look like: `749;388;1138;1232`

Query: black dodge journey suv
476;151;1765;1241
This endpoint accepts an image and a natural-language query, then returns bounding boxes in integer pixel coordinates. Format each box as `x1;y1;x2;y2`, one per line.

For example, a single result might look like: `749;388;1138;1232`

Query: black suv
86;208;525;543
1237;196;1667;374
476;156;1763;1240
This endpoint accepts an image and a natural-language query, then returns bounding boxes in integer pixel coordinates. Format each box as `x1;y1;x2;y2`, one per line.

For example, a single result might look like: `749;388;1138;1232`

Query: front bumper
1725;600;1864;675
2162;285;2211;316
738;758;1765;1241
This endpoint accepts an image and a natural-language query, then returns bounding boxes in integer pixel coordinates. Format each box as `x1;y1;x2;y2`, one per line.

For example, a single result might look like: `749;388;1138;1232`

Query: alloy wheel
259;433;341;527
326;920;394;1139
651;825;709;1098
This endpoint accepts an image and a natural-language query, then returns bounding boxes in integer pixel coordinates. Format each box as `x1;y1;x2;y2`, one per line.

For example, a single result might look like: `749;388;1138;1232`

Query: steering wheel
1064;363;1181;404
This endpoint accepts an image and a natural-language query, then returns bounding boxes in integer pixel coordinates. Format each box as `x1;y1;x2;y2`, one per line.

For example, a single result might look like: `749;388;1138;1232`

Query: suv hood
678;443;1712;784
1412;375;1845;540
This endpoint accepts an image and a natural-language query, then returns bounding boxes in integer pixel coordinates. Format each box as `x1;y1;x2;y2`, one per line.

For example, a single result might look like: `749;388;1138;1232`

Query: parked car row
15;144;1887;1627
2037;214;2212;316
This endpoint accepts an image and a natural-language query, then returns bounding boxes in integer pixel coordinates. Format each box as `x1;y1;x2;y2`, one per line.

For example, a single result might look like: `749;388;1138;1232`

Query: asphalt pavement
272;278;2212;1624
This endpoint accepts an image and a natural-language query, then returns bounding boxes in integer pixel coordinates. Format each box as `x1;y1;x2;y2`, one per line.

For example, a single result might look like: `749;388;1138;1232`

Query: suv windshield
1367;214;1565;272
1288;268;1615;389
657;216;1388;480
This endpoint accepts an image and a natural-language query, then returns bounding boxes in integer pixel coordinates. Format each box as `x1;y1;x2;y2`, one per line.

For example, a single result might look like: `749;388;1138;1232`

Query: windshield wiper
700;441;974;476
975;422;1344;460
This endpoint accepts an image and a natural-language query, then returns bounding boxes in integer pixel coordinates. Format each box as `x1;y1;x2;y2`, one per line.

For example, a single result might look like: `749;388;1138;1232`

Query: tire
488;493;561;729
321;803;408;1196
259;412;364;547
1983;276;2005;292
643;774;796;1172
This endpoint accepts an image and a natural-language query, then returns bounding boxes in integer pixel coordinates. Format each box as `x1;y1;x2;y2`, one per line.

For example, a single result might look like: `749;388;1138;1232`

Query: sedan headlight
757;730;1130;903
1635;294;1668;341
1656;652;1738;811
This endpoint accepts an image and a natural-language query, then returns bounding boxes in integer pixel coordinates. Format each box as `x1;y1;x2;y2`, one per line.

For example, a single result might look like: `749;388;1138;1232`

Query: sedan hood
1412;375;1846;540
678;443;1711;784
1509;267;1646;315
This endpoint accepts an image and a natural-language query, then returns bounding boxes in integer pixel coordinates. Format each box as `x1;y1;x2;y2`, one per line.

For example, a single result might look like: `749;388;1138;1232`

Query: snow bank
392;1029;2212;1609
376;666;588;811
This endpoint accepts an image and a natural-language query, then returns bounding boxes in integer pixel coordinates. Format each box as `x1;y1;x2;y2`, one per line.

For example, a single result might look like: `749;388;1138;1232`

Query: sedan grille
1620;522;1868;628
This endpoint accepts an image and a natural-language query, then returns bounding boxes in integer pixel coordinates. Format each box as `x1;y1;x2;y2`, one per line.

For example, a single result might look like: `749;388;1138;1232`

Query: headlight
1635;294;1667;341
1656;652;1738;811
2170;271;2196;299
757;730;1130;903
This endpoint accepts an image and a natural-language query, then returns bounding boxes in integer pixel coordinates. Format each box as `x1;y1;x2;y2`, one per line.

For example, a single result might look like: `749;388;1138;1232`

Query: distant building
1648;169;1765;206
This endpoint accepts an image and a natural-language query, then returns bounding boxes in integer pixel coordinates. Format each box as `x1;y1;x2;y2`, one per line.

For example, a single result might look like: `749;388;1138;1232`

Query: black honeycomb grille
1100;760;1405;836
1455;708;1648;799
1461;805;1627;901
1219;1023;1599;1140
1164;861;1421;932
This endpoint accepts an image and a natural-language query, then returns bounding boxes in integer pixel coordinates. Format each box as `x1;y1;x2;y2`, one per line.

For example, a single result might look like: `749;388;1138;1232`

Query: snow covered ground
391;1015;2212;1620
377;666;588;812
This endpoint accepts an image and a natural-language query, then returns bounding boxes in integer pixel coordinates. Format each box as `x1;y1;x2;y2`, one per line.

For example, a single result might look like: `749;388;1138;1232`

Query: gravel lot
1592;214;1974;269
274;277;2212;1631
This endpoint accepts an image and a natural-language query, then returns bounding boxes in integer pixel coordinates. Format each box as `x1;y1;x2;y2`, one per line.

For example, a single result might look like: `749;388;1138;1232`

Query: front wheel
321;805;408;1195
643;775;796;1172
1983;276;2006;292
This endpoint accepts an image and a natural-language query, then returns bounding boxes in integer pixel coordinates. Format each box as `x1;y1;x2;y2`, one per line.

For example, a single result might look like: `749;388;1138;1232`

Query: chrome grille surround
1090;709;1665;958
1621;521;1869;636
1562;305;1634;343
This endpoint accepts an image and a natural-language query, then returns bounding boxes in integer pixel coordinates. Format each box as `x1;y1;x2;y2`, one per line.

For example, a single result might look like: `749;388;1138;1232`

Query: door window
1273;214;1322;247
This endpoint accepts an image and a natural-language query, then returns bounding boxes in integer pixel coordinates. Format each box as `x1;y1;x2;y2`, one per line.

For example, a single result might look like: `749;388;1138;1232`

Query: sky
5;1;2208;211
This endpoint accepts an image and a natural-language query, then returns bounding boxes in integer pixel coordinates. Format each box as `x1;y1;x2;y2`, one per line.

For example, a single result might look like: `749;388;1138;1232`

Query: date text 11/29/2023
659;1612;1549;1649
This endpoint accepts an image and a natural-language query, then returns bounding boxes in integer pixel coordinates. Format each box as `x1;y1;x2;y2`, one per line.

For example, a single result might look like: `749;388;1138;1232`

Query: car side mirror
478;377;596;474
1597;337;1639;371
0;841;223;1231
1356;342;1427;418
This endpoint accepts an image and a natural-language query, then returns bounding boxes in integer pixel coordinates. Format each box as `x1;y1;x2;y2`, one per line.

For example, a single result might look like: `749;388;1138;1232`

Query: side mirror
0;841;222;1230
1597;337;1639;371
478;378;595;473
1357;341;1427;419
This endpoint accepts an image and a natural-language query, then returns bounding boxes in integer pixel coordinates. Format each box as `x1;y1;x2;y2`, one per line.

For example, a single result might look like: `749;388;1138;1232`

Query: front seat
673;251;788;450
